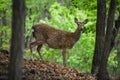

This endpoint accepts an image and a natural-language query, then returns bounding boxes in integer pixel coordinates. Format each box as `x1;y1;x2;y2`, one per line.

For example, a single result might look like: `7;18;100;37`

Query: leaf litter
0;51;96;80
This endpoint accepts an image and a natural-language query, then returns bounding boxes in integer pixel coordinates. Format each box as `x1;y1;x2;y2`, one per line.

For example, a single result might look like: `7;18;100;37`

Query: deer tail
31;26;36;38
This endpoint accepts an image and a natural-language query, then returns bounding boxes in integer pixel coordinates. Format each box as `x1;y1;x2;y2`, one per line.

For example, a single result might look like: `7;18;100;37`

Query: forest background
0;0;120;77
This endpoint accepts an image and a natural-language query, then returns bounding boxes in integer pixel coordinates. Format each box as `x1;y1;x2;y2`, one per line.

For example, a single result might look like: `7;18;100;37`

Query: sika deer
30;18;88;66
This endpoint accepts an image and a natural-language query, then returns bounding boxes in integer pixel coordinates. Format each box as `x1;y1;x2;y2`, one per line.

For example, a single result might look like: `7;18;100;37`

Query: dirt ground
0;51;96;80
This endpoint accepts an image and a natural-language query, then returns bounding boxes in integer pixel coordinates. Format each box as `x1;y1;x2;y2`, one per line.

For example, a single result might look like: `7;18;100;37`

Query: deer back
32;23;75;49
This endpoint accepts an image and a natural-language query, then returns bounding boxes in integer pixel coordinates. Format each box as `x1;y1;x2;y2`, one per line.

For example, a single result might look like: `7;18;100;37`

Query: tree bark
8;0;25;80
91;0;117;79
97;0;116;80
91;0;106;75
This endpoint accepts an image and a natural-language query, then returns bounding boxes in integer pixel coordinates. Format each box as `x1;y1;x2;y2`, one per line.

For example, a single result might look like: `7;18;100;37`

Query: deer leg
29;41;37;59
37;44;43;60
62;49;66;66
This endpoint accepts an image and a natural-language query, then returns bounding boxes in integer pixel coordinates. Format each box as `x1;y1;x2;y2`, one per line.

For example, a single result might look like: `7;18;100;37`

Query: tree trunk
91;0;106;75
97;0;116;80
8;0;25;80
91;0;117;79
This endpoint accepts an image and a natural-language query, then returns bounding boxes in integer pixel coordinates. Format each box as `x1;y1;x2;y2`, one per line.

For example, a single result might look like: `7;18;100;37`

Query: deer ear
84;19;88;24
74;17;78;23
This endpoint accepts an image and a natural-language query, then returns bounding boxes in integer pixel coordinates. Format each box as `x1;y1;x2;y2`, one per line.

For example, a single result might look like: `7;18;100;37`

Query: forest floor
0;51;96;80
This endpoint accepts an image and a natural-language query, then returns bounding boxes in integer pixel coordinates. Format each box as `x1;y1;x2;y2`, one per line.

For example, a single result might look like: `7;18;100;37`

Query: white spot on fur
32;29;34;32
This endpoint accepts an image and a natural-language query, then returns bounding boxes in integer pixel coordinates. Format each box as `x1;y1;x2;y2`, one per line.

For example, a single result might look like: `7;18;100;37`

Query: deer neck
72;28;82;42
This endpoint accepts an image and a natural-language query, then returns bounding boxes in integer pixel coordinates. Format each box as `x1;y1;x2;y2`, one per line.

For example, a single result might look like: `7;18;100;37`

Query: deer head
74;17;88;30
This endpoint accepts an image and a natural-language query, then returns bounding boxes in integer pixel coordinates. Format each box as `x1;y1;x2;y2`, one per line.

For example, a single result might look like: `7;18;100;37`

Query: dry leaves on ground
0;51;96;80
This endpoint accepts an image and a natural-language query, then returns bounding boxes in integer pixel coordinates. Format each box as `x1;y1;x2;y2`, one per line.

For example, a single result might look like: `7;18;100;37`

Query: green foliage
71;0;97;10
67;33;95;72
0;0;11;11
0;26;11;49
108;50;117;66
41;2;95;33
0;0;11;49
108;50;118;75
